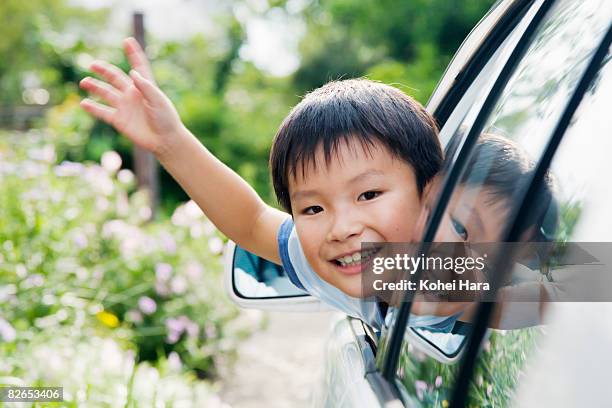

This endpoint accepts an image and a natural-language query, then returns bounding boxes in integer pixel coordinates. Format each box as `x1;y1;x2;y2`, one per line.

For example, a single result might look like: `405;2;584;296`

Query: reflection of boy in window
431;133;558;244
412;133;559;327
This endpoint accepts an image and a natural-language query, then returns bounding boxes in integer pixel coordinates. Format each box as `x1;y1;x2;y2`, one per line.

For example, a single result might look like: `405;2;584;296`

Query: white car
225;0;612;406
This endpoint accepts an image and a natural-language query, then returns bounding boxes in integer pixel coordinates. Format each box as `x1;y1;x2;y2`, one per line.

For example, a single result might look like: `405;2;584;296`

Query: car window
545;54;612;243
393;1;611;406
511;53;612;405
471;47;612;406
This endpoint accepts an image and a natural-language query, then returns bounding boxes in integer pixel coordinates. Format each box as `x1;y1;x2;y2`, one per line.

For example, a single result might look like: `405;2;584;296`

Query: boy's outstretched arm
79;37;288;264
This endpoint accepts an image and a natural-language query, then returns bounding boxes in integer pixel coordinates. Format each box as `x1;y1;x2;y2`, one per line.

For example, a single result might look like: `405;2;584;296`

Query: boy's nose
327;215;364;242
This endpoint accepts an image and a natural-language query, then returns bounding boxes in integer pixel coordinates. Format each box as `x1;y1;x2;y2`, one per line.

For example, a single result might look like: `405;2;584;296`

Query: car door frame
370;0;612;406
448;13;612;408
357;0;547;405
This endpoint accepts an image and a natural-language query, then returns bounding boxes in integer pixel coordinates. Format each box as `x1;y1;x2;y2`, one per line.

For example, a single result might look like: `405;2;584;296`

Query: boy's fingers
79;77;120;106
130;70;163;104
124;37;155;82
80;98;117;124
90;60;131;91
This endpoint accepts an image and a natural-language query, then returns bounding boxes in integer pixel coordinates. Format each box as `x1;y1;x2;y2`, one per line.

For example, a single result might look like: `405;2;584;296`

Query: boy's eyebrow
348;169;386;184
290;169;386;201
290;189;318;201
470;207;485;235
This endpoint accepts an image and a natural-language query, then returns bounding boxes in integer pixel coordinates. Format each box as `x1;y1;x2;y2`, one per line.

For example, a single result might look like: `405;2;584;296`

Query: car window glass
546;53;612;242
393;1;611;406
471;48;612;406
511;55;612;406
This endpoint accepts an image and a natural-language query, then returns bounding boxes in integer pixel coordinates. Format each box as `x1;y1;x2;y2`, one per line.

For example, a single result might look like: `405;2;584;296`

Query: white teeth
336;248;378;266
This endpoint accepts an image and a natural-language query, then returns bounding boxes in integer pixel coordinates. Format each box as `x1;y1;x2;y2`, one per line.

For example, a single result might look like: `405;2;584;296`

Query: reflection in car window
394;1;612;406
511;52;612;406
470;49;612;406
545;53;612;243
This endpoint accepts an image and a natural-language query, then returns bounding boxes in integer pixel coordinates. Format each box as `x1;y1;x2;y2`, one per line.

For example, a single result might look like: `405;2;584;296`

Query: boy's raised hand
80;37;183;155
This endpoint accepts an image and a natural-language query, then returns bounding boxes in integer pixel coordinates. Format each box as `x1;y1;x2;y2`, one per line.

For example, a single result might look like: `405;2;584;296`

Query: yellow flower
442;400;449;408
96;311;119;328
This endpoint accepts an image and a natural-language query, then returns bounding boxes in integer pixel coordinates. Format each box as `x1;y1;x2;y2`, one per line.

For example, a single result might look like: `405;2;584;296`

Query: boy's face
288;139;422;298
414;177;511;243
436;186;510;243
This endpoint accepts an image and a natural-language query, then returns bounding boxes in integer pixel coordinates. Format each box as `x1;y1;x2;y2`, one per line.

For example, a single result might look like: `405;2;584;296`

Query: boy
79;38;444;330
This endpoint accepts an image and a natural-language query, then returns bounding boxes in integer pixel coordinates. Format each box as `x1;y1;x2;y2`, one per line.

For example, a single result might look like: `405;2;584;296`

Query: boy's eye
358;191;381;201
451;216;468;241
303;205;323;215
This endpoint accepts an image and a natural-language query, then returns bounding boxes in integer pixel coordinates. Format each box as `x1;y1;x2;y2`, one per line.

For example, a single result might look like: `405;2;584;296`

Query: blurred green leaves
3;0;495;213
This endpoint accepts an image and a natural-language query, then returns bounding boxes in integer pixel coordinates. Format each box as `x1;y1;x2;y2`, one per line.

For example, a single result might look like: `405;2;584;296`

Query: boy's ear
413;175;442;241
422;174;443;204
413;206;430;242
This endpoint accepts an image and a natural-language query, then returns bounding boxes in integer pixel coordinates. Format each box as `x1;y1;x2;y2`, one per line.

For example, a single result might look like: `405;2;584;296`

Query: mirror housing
405;325;468;364
223;240;332;312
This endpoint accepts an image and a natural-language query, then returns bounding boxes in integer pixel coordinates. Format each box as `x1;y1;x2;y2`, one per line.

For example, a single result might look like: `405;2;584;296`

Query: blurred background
0;0;494;405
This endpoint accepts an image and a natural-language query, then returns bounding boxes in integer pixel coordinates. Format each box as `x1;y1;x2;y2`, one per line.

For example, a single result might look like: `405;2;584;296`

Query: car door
372;0;612;407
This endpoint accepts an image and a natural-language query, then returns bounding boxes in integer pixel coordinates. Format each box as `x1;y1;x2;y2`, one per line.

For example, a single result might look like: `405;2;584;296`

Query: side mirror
223;241;331;312
405;324;471;364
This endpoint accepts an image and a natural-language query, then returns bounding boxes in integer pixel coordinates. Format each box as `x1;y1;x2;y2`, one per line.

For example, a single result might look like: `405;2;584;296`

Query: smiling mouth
331;247;382;267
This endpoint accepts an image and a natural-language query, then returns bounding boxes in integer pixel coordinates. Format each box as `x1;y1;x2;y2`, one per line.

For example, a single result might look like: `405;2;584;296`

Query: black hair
270;79;443;214
459;133;558;241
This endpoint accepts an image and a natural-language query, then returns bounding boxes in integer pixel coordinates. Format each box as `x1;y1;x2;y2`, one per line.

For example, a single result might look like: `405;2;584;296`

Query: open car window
391;0;612;406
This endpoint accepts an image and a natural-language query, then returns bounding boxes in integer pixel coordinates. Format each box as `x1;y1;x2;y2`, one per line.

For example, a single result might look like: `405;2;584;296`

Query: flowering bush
0;130;261;403
398;327;541;407
1;329;227;407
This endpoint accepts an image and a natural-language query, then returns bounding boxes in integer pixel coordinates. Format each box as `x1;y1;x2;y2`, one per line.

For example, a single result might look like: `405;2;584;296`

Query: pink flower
73;232;89;249
171;276;188;295
126;309;143;324
185;262;204;281
165;316;199;343
166;330;181;344
54;161;85;177
0;317;16;342
117;169;135;184
435;376;443;388
205;323;217;339
165;317;184;344
183;318;199;339
138;296;157;315
168;351;182;371
159;233;177;254
101;151;122;173
415;380;428;401
155;263;173;282
208;236;224;255
155;281;170;297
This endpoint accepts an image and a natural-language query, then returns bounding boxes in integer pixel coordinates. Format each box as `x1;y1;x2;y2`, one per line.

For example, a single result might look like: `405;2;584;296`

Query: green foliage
0;131;262;398
294;0;496;103
5;0;498;212
0;0;108;105
398;328;541;407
